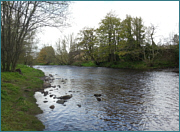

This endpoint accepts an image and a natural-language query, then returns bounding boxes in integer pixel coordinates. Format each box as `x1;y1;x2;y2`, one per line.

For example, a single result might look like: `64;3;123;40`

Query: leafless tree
55;35;72;65
1;1;70;71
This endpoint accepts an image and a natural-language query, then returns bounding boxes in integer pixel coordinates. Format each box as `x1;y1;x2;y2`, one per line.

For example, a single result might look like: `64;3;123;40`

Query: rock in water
96;97;101;101
49;105;55;109
43;83;51;88
94;94;101;97
45;76;51;81
77;104;81;107
49;74;53;77
56;99;66;104
58;94;72;100
42;91;48;96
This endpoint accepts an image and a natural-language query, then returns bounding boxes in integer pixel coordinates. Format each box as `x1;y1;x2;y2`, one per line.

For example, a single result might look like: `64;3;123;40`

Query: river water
33;65;179;131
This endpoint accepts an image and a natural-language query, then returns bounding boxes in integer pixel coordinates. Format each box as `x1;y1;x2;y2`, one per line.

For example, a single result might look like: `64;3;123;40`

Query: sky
37;1;179;49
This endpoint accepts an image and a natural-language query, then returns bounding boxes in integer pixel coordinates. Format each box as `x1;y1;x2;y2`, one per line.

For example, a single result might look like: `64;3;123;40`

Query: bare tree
1;1;70;71
55;36;70;65
143;24;159;66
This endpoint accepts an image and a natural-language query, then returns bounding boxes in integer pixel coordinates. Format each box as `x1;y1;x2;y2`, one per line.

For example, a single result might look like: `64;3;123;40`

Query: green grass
81;61;97;67
1;64;45;131
71;61;97;67
71;60;178;70
97;61;146;69
111;61;147;69
71;61;83;66
97;60;176;69
36;63;58;65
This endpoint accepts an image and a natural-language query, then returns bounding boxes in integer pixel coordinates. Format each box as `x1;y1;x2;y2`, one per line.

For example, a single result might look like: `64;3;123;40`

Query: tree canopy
66;11;178;68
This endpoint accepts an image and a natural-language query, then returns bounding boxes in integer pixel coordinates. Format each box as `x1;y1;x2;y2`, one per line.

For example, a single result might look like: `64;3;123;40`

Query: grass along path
1;65;45;131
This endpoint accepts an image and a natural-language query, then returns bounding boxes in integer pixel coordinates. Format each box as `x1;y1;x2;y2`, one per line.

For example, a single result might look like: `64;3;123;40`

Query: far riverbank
69;60;179;70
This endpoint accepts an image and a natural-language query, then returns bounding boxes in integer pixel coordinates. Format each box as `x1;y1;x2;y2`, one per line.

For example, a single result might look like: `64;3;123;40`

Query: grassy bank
1;65;45;131
71;60;178;69
97;61;147;69
71;61;96;67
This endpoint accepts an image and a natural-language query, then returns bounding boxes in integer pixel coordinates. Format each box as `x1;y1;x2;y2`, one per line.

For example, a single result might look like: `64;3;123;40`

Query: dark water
33;65;179;131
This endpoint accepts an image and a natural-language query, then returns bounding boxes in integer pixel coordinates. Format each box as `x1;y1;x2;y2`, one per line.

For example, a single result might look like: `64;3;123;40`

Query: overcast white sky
37;1;179;49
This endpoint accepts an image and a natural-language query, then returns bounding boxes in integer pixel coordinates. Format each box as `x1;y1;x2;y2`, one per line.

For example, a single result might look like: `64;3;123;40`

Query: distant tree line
3;5;178;69
35;11;178;68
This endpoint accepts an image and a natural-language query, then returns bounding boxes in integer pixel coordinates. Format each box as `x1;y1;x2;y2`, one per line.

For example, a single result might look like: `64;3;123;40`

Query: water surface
33;65;179;131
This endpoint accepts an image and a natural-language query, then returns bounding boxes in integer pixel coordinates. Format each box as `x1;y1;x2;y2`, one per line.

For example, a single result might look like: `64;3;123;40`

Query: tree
132;17;145;48
172;34;179;45
118;15;145;61
37;46;55;64
55;37;69;65
1;1;70;71
18;30;38;66
142;24;159;66
97;11;121;62
121;15;134;49
68;34;82;64
77;27;98;62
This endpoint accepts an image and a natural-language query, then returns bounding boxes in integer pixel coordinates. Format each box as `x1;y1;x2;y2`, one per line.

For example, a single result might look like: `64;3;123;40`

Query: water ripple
34;65;179;131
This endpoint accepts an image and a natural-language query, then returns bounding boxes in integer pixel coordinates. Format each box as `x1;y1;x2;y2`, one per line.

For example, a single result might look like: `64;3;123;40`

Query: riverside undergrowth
1;64;45;131
73;60;178;69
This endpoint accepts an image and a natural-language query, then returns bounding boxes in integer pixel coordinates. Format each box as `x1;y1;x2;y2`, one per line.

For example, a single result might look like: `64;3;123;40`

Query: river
33;65;179;131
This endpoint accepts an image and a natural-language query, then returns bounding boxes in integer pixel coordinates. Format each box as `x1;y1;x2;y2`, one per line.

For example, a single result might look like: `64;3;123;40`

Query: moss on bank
1;65;45;131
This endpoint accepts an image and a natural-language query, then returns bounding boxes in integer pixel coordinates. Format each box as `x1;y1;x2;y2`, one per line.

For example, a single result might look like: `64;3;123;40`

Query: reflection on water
34;65;179;131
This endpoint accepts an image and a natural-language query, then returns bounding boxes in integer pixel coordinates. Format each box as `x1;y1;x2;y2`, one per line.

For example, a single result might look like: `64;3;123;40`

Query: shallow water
33;65;179;131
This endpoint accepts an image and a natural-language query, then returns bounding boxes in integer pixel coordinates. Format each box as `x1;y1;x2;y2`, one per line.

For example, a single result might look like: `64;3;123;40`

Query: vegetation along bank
21;12;178;69
1;65;45;131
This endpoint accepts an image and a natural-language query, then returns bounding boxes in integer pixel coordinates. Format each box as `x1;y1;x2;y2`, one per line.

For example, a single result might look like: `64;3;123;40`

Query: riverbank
1;65;45;131
71;60;179;70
